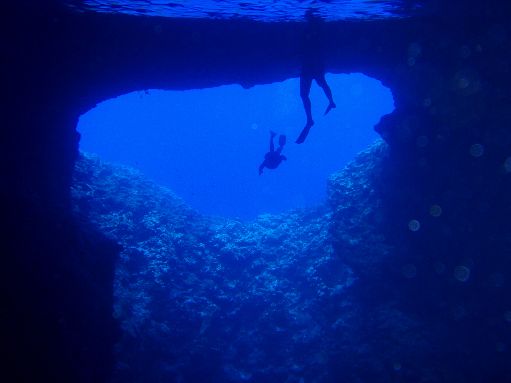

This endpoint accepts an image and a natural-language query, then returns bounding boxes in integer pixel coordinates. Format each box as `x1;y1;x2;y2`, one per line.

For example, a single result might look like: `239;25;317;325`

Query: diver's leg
270;131;276;152
277;134;286;151
297;74;314;144
300;74;314;126
316;74;336;115
276;134;286;154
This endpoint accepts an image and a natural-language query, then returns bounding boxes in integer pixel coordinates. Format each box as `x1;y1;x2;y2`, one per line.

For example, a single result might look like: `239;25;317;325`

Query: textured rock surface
74;138;511;382
73;153;353;382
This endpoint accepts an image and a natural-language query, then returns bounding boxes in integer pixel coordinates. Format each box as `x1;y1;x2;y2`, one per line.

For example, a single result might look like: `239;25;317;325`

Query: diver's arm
258;162;265;175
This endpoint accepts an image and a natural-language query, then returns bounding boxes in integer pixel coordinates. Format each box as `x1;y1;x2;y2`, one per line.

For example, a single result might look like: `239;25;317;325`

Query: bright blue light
78;73;393;220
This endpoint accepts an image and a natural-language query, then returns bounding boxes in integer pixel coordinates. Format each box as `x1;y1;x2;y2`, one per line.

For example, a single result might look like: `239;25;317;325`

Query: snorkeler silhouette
259;131;287;175
296;10;336;144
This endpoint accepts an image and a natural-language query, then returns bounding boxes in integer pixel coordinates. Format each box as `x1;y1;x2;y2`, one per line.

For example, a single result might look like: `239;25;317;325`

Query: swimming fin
279;134;286;147
295;123;312;144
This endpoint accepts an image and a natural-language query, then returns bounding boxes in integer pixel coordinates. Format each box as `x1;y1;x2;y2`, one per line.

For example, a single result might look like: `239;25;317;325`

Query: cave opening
77;73;394;220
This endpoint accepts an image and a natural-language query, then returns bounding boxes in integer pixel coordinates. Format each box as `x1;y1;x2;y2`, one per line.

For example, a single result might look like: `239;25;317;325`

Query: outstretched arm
259;162;265;175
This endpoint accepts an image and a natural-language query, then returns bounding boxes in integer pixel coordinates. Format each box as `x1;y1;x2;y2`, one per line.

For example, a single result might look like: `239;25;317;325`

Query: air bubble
470;143;484;157
460;45;471;59
393;362;402;371
504;157;511;172
408;219;420;231
408;43;422;57
504;311;511;322
429;204;442;217
454;265;471;282
458;77;470;89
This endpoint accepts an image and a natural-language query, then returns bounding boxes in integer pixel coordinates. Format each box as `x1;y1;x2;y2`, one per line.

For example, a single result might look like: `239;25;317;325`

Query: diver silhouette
259;131;287;175
296;10;336;144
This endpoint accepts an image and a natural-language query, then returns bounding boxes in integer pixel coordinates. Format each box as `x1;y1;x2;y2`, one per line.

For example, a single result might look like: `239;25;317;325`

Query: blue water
78;73;393;219
64;0;425;21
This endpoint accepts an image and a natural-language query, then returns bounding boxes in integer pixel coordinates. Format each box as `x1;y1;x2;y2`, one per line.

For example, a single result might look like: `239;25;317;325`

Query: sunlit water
63;0;425;21
78;74;393;220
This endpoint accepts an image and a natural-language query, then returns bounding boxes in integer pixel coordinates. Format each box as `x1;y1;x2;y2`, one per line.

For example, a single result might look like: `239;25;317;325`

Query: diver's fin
324;102;336;116
296;124;312;144
279;134;286;147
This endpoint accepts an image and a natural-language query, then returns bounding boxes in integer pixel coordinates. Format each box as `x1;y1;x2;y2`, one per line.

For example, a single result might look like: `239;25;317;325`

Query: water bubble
423;98;432;107
429;204;442;217
458;77;470;89
408;219;420;231
504;311;511;322
469;143;484;157
407;57;416;66
416;135;429;147
454;265;471;282
503;157;511;172
250;123;258;130
496;342;506;353
460;45;471;59
402;264;417;279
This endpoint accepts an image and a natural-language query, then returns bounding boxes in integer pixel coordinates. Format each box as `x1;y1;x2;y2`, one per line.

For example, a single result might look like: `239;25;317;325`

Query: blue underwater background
5;1;511;383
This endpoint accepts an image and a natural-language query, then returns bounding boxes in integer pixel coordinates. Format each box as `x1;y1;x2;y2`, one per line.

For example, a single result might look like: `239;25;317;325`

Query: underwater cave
77;73;393;219
4;1;511;382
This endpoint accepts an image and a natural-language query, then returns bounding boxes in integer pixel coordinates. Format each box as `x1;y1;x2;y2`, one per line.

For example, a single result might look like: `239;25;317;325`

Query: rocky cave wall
3;0;511;382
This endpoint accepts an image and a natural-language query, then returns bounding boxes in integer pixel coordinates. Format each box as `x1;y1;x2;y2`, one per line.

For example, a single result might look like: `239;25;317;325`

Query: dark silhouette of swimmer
296;10;336;144
259;131;287;175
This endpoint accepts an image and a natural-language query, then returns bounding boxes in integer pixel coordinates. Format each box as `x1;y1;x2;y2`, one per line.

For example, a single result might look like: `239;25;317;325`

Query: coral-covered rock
73;153;354;382
75;137;511;382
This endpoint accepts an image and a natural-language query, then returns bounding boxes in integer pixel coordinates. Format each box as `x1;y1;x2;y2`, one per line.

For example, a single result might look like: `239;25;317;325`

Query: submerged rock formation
73;153;348;382
3;0;511;381
73;136;511;382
